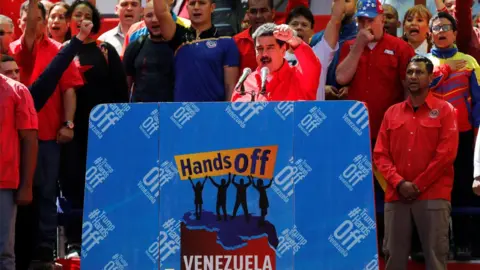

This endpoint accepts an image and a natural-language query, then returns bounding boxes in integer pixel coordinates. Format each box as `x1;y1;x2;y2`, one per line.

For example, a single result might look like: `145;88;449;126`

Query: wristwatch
64;121;75;129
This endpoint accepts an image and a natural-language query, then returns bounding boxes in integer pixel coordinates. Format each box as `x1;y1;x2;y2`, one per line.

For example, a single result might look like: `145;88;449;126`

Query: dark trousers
451;131;478;248
59;137;88;245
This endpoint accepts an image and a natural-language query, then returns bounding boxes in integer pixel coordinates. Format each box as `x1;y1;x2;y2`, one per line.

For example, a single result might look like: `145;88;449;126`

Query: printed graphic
82;102;378;269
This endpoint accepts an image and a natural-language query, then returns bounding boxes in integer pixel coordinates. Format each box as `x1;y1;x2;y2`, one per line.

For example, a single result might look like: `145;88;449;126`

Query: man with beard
382;4;400;37
374;55;458;270
98;0;143;55
310;0;357;100
123;0;175;102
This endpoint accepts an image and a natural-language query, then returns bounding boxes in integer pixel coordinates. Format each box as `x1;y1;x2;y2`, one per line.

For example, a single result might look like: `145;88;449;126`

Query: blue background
82;102;379;269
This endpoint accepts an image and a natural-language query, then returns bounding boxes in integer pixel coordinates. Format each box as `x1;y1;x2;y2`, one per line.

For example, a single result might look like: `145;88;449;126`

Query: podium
81;101;378;270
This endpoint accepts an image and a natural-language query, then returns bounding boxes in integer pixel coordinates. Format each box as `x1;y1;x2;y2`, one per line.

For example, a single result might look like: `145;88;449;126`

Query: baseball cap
356;0;384;19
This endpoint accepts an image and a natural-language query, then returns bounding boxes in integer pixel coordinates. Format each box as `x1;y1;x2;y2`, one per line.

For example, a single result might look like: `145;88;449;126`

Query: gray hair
0;15;14;29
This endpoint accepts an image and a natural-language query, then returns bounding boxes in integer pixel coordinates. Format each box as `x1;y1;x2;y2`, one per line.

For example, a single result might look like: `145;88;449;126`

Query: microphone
260;67;269;95
235;68;252;95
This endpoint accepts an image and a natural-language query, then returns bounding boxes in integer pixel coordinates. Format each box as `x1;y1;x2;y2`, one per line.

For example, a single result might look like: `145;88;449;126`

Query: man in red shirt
0;73;38;270
0;15;15;55
9;0;82;266
233;0;308;72
336;0;415;140
230;23;320;101
374;55;458;270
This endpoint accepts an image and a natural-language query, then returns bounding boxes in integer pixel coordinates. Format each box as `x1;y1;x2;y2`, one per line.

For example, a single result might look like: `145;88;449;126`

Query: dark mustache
261;57;271;63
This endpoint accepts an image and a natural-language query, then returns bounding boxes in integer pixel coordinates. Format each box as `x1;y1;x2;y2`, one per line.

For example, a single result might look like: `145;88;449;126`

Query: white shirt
97;24;125;55
474;132;480;178
313;37;339;100
414;40;429;55
284;38;338;100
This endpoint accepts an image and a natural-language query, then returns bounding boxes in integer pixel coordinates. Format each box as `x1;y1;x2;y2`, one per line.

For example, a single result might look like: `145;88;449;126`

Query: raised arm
209;176;219;187
24;0;41;52
336;30;372;85
153;0;177;40
322;0;343;52
265;179;273;188
188;177;195;188
202;176;208;187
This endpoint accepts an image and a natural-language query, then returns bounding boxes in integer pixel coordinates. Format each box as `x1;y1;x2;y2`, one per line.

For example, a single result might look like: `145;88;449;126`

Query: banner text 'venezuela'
174;146;278;180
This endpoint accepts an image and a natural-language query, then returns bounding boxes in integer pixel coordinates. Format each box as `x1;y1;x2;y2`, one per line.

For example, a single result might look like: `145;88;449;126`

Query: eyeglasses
432;24;453;33
0;30;13;36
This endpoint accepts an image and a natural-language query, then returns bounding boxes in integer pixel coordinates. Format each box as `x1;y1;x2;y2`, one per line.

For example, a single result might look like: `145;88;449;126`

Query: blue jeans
0;189;17;270
34;140;60;256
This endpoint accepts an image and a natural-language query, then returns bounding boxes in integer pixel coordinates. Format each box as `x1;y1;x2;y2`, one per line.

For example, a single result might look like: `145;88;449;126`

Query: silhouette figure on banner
251;176;273;227
231;175;252;222
189;176;207;220
209;173;232;221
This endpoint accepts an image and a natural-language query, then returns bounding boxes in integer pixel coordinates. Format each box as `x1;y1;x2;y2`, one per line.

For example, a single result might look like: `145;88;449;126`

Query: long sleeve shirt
29;36;84;112
374;93;459;202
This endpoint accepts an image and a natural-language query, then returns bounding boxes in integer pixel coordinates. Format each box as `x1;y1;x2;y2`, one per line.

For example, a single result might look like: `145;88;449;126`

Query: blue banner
82;101;379;270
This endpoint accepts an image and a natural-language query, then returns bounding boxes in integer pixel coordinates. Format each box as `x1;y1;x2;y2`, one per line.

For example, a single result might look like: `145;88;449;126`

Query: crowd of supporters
1;0;480;269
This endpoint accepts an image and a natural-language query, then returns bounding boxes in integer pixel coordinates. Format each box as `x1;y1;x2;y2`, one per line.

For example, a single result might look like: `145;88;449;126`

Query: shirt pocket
387;120;405;141
377;56;399;82
419;119;441;143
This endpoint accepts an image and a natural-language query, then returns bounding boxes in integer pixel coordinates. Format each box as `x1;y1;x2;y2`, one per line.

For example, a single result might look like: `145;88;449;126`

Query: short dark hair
408;55;434;74
252;23;286;47
67;0;102;34
286;6;314;29
248;0;274;9
1;54;16;63
382;4;399;20
20;1;47;20
430;11;457;32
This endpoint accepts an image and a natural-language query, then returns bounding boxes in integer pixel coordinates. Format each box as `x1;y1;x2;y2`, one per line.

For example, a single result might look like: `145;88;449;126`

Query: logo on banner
103;253;128;270
138;161;178;204
339;154;372;191
226;102;268;128
274;102;294;120
174;145;278;180
170;103;200;129
343;102;369;136
364;254;379;270
89;104;130;139
298;106;327;136
82;209;116;258
85;157;114;193
328;207;376;257
276;225;308;258
271;157;311;203
140;108;159;138
146;218;181;265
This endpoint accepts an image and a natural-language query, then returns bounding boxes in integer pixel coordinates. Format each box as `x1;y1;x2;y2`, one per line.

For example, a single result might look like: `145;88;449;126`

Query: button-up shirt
0;74;38;189
339;33;415;139
374;93;459;202
233;27;257;72
98;24;125;55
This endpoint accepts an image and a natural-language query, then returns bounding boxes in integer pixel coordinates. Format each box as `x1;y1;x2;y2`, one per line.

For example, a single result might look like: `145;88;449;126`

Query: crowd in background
1;0;480;269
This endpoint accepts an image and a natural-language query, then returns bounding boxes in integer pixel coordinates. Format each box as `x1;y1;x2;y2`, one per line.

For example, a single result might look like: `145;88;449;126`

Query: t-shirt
169;24;240;102
124;38;175;102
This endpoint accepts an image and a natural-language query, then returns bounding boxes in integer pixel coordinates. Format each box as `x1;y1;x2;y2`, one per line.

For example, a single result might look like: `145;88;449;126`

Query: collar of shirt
431;45;458;59
405;92;436;111
115;24;125;39
415;39;429;54
236;27;254;42
188;25;218;39
340;20;358;41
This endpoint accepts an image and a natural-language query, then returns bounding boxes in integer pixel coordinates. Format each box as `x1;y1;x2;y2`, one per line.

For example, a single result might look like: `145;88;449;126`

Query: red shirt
11;36;83;141
231;42;320;101
0;74;38;189
233;27;257;72
373;93;459;203
339;34;415;139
